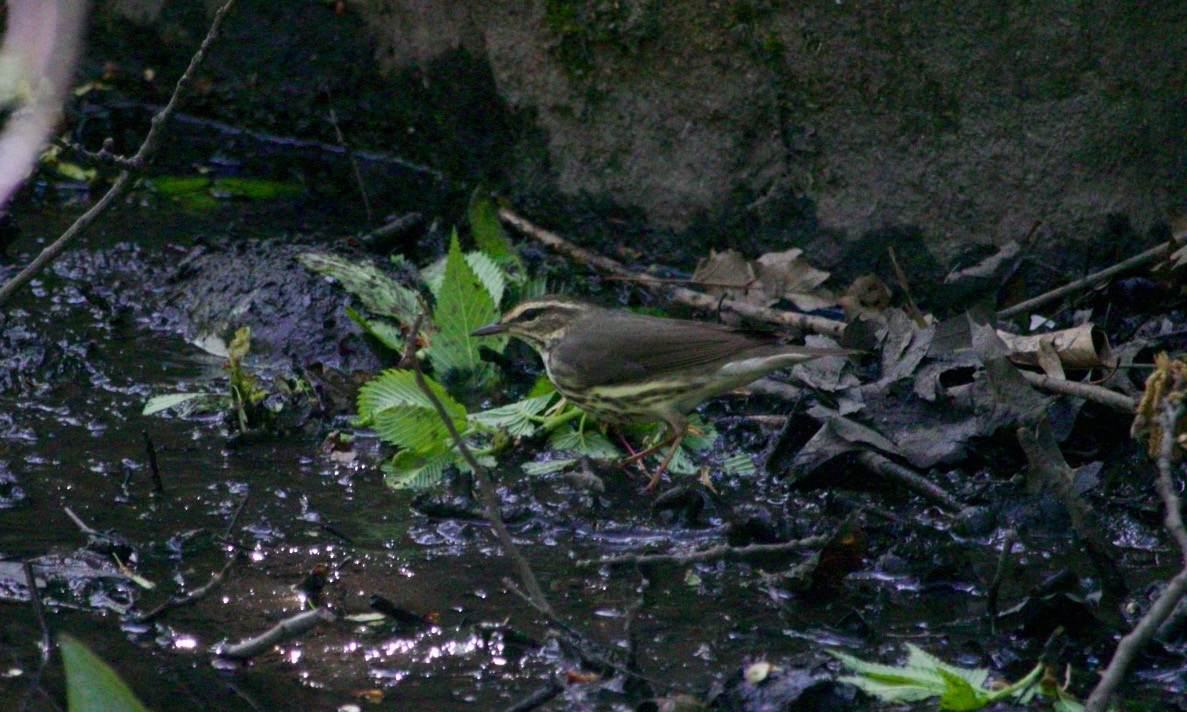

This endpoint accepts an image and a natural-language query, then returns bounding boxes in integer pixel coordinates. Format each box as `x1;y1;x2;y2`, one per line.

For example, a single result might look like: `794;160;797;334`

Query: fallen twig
575;534;829;568
998;242;1171;319
213;607;333;660
405;311;554;616
327;100;373;224
17;560;59;712
498;208;846;338
137;554;238;624
0;0;238;307
1017;416;1127;603
986;529;1017;630
1019;370;1135;412
1085;399;1187;711
502;680;564;712
855;450;962;512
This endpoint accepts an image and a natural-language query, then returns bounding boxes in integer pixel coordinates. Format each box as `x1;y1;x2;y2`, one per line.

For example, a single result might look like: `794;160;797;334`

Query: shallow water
1;199;1183;711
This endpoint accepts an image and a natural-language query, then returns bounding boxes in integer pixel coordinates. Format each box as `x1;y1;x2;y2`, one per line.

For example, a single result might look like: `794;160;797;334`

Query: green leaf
298;252;420;323
467;190;512;259
906;643;990;691
59;633;150;712
465;250;507;307
723;453;758;476
527;374;557;398
429;231;503;378
357;369;466;454
143;393;208;415
523;458;577;475
382;450;456;489
516;275;550;301
548;424;620;460
836;675;940;703
422;251;506;306
937;667;991;710
469;393;558;437
345;307;404;352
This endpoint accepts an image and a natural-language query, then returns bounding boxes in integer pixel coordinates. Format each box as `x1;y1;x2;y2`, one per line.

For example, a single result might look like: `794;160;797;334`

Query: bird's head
471;296;592;351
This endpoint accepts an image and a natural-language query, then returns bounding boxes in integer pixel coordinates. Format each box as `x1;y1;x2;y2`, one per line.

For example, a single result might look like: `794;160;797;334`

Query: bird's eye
515;307;547;322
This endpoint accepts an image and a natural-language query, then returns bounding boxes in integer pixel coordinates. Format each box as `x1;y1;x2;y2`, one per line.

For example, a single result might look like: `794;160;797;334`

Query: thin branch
1016;416;1128;602
1019;370;1135;412
998;242;1171;319
17;560;58;712
855;450;962;512
575;534;829;568
502;680;564;712
0;0;238;307
327;102;373;224
405;312;554;617
498;208;846;338
136;554;238;623
1085;398;1187;712
213;607;333;660
55;136;139;172
986;529;1017;630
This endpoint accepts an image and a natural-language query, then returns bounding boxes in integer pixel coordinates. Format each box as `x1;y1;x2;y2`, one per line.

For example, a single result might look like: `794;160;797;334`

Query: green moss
541;0;662;78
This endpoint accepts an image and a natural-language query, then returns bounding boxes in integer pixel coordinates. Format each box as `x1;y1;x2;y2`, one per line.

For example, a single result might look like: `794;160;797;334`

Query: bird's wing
547;310;821;388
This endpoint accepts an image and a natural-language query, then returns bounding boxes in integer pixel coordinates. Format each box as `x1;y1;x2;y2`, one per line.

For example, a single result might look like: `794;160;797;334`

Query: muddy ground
1;4;1187;712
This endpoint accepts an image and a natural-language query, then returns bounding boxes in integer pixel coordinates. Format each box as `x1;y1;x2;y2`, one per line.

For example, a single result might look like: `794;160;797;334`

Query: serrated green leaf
830;650;944;688
548;425;620;460
906;643;991;690
516;275;550;301
523;458;577;475
837;675;940;703
467;190;512;259
299;252;420;323
421;256;446;296
346;307;404;352
358;370;466;454
382;449;456;489
60;633;150;712
464;250;506;307
469;393;558;437
423;251;506;305
937;667;991;710
429;231;503;378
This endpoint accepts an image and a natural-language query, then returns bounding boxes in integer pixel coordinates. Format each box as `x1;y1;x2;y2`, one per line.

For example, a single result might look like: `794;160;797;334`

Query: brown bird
472;296;844;489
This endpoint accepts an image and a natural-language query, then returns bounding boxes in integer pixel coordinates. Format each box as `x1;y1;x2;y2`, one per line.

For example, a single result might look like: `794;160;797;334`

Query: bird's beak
471;321;508;336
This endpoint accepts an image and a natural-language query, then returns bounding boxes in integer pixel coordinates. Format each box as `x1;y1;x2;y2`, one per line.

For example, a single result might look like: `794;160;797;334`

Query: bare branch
0;0;238;307
1085;398;1187;711
499;208;846;338
213;607;333;660
575;534;829;568
998;242;1171;319
404;312;554;617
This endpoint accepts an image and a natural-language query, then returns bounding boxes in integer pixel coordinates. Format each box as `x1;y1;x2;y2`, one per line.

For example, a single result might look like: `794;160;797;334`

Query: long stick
1019;370;1135;412
499;208;846;338
0;0;238;307
1085;399;1187;711
997;243;1169;319
404;313;554;616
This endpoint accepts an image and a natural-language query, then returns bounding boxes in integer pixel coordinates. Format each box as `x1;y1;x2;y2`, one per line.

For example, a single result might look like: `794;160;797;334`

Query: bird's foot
641;433;684;492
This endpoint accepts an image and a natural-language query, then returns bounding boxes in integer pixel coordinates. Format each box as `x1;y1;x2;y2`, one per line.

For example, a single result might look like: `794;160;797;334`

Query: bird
471;296;846;489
